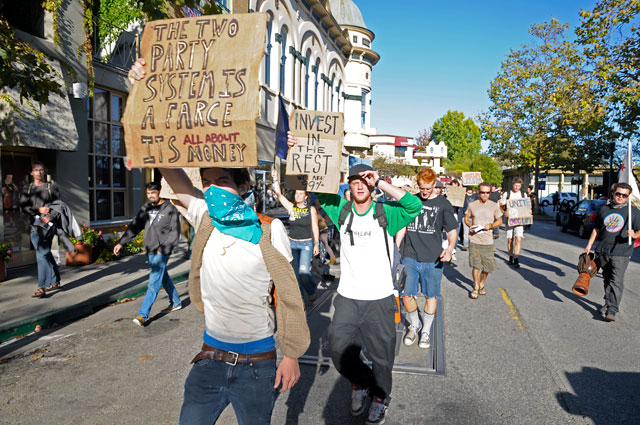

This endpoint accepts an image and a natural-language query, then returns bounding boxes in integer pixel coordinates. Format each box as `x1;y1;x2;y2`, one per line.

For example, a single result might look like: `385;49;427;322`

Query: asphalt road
0;219;638;425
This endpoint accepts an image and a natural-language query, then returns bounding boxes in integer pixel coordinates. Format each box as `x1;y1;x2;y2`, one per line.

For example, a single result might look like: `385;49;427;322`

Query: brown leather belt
190;343;277;366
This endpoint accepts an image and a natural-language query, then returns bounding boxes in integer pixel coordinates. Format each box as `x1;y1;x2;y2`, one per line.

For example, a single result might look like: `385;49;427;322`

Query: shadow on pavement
443;264;474;295
556;367;640;424
523;248;577;271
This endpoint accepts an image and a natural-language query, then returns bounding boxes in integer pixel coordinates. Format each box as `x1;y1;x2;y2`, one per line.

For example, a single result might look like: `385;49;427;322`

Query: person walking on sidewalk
396;168;457;350
459;186;477;251
464;182;503;299
585;182;640;322
501;178;527;268
114;182;182;326
315;164;421;424
271;171;320;301
19;162;61;298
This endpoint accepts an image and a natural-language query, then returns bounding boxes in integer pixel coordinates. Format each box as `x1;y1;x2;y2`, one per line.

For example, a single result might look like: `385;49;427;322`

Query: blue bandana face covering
203;185;262;244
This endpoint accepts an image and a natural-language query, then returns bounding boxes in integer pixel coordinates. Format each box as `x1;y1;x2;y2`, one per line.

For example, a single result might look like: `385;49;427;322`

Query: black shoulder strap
338;201;353;227
374;202;392;266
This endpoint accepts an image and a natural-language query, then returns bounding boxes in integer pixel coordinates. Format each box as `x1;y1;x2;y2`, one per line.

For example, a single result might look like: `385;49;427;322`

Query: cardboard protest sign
285;110;343;193
160;167;202;199
122;14;267;168
447;186;465;207
462;172;482;186
507;197;533;226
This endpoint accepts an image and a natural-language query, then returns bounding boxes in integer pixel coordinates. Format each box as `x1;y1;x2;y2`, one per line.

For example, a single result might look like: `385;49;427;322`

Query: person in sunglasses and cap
585;182;640;322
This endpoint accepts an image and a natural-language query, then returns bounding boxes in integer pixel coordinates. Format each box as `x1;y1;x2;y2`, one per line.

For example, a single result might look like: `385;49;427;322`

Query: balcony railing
92;17;140;72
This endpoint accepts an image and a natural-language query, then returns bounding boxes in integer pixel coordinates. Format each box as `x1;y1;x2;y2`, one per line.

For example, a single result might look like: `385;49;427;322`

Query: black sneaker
366;397;388;424
513;258;520;269
508;256;514;265
598;305;608;317
351;386;369;416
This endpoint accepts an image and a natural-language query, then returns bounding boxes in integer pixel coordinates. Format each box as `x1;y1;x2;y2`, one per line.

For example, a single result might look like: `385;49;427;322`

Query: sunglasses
614;192;629;198
478;191;490;194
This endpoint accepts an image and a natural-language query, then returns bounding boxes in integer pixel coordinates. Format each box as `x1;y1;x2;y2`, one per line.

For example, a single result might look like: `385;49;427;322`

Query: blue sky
356;0;598;139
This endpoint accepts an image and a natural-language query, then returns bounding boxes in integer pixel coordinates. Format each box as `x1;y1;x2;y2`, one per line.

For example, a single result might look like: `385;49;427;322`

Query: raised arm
271;167;294;213
158;168;200;211
310;205;320;256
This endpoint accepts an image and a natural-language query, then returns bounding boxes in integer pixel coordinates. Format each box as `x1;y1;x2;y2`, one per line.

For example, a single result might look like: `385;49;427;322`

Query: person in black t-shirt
585;182;640;322
396;168;458;349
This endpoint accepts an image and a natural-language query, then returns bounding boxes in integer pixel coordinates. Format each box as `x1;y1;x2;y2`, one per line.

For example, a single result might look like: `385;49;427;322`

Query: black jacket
118;201;181;255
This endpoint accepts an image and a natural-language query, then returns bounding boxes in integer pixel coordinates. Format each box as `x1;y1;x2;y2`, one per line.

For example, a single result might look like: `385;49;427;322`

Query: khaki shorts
469;242;496;273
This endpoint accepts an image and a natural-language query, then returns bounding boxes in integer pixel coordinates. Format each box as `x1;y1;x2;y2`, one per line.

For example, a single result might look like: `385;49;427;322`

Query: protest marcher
459;186;477;251
19;162;61;298
271;171;320;301
501;178;527;268
315;163;421;424
315;200;337;265
464;182;503;299
396;168;457;349
128;58;309;424
489;184;501;240
552;191;560;212
114;182;182;326
585;182;640;322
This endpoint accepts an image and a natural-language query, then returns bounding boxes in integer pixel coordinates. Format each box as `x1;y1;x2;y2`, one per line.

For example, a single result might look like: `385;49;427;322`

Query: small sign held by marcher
122;14;267;168
285;109;344;193
447;186;466;207
160;168;203;199
462;172;483;186
507;197;533;226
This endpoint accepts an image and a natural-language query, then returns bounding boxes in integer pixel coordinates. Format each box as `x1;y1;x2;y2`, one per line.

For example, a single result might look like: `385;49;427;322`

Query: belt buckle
225;351;239;366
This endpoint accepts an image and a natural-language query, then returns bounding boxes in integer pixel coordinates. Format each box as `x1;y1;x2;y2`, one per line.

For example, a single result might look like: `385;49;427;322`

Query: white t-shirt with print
187;198;293;344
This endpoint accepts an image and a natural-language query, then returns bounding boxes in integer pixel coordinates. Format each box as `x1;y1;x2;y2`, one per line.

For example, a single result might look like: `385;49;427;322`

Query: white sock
407;310;420;328
422;312;435;336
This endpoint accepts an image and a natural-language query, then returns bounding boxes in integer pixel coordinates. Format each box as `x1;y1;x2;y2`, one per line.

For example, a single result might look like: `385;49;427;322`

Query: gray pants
328;293;397;401
596;254;630;314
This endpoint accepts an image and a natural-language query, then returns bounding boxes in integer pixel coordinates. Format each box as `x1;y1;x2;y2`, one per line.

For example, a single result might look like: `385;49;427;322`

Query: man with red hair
396;168;457;349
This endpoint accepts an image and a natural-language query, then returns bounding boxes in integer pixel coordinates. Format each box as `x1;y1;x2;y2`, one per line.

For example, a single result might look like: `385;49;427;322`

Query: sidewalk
0;242;191;343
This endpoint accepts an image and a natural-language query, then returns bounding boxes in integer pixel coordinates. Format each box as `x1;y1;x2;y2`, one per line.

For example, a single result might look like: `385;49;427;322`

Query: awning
395;137;409;147
0;60;79;151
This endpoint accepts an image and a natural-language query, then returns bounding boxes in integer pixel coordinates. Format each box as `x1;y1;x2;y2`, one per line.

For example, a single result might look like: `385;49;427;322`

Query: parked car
541;192;578;207
559;199;606;238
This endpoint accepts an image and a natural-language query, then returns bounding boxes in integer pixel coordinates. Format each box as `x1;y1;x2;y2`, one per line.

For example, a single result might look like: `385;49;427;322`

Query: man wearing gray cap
315;164;421;424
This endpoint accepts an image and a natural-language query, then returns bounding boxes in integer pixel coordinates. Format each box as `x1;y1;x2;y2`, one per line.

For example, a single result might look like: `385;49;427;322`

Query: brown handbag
572;252;598;296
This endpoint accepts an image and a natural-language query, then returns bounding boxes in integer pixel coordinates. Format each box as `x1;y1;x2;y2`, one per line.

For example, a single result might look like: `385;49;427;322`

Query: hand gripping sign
507;197;533;226
122;14;267;168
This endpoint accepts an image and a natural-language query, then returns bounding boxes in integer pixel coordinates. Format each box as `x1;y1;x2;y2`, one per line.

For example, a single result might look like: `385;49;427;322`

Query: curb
0;271;190;343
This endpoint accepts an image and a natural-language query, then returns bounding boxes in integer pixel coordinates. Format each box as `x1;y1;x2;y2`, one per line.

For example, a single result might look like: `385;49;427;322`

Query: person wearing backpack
395;168;457;350
501;177;527;268
315;164;421;425
19;161;61;298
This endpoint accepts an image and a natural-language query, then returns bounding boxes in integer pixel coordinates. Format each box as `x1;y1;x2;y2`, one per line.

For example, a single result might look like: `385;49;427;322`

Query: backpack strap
374;202;392;266
258;222;310;359
338;201;355;246
188;212;215;313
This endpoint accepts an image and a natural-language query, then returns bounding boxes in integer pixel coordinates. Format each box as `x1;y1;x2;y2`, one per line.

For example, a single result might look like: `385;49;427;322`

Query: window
352;35;358;43
304;51;311;108
2;0;45;38
395;146;407;157
280;27;288;95
361;89;369;128
264;14;273;86
314;59;320;110
362;38;370;48
88;87;129;221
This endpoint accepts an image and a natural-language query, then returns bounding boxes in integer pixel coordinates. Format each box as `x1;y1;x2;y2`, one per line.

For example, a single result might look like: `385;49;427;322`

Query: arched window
336;80;342;111
330;73;336;111
264;13;273;86
279;26;288;95
304;50;311;108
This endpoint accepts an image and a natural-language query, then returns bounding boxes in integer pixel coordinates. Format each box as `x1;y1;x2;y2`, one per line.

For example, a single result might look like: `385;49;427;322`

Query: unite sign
122;13;267;168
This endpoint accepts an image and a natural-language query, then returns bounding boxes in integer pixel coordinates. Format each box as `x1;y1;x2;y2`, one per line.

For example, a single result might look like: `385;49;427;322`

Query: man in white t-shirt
501;177;526;268
128;58;308;425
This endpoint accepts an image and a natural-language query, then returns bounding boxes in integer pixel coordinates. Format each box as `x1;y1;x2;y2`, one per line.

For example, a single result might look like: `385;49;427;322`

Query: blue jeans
138;253;181;319
30;231;60;289
290;238;316;297
401;257;444;298
180;357;277;425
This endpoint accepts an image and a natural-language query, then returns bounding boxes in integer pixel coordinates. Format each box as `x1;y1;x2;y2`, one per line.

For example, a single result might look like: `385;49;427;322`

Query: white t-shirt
187;198;293;344
338;207;396;301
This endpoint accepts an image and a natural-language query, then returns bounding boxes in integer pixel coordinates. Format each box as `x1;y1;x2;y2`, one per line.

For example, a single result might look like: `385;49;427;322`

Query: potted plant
0;242;14;281
66;225;103;266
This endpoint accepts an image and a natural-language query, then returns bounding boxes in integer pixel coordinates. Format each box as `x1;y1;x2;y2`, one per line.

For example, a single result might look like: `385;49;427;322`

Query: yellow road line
500;288;524;330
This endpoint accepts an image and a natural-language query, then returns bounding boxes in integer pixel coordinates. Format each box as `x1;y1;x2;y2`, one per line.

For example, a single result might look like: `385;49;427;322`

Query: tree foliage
444;154;503;186
481;19;608;193
576;0;640;153
431;110;482;161
372;156;419;178
414;127;432;153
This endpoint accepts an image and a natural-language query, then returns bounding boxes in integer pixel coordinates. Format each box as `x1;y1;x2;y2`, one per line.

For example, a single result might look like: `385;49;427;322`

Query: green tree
481;19;607;195
372;156;419;177
414;127;432;153
431;111;482;161
444;154;503;186
576;0;640;152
